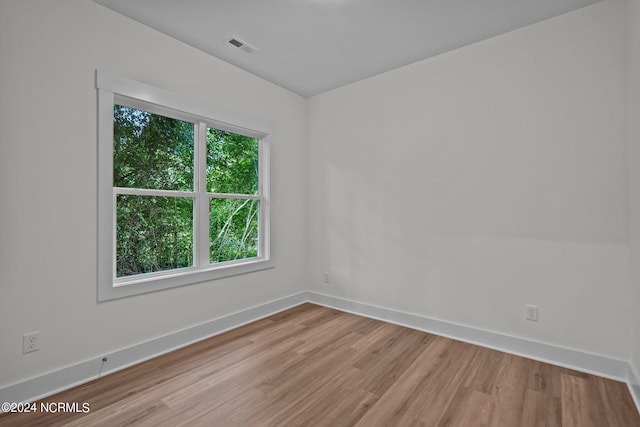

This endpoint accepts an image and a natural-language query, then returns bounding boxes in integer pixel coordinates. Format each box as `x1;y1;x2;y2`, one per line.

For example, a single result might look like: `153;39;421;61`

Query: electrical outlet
526;305;538;322
323;272;331;283
23;332;40;353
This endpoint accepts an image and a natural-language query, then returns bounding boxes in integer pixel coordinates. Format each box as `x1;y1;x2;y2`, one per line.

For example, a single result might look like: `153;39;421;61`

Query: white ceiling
93;0;601;97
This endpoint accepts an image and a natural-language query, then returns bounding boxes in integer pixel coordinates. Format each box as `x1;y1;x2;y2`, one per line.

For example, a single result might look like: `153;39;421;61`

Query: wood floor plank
161;337;306;409
254;331;364;401
257;367;377;427
521;388;562;427
353;336;455;426
349;321;397;351
358;329;435;396
461;346;503;395
414;340;484;425
62;373;200;427
1;304;638;427
487;354;531;426
437;387;491;427
596;376;640;427
561;373;608;427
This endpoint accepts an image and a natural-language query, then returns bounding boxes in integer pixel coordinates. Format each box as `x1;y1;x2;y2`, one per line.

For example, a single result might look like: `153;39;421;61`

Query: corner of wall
628;0;640;376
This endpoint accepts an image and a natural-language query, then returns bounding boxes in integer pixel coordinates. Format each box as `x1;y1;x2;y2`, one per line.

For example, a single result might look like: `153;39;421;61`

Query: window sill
98;258;274;302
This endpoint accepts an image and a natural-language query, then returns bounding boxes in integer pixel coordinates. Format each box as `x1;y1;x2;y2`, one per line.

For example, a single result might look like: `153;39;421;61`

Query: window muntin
97;70;272;301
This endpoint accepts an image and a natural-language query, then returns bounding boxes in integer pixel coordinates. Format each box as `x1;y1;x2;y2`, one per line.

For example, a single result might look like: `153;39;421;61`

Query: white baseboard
307;291;630;382
0;291;309;406
629;363;640;414
2;289;638;417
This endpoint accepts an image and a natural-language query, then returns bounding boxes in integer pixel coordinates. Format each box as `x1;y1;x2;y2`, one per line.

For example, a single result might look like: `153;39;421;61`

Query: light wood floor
1;303;639;426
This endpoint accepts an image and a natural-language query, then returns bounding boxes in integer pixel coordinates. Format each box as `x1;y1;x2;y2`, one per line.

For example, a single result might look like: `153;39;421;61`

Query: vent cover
227;36;258;54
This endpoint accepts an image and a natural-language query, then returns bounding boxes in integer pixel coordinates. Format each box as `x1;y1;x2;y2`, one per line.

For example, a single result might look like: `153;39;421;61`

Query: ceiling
93;0;601;98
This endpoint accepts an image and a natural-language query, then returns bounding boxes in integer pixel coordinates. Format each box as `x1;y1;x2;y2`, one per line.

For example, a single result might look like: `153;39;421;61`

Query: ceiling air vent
227;36;258;54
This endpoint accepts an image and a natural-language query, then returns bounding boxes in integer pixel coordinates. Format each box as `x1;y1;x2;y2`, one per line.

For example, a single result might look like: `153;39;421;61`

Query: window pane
210;198;259;263
116;195;193;277
114;105;194;191
207;128;258;194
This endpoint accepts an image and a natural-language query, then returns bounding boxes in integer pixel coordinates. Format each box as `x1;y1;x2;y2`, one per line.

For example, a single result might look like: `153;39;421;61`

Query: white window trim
96;69;273;301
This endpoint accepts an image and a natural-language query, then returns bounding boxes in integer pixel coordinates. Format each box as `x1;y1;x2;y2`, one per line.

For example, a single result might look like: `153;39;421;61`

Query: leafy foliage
116;195;193;276
207;128;259;263
113;105;260;278
113;106;194;191
209;198;259;263
207;128;258;194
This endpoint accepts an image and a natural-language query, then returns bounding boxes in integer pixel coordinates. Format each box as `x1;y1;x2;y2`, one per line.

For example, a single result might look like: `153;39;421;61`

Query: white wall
629;0;640;373
0;0;307;387
308;0;631;359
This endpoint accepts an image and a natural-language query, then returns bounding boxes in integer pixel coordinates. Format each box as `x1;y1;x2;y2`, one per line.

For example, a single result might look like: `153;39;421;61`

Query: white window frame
96;70;273;301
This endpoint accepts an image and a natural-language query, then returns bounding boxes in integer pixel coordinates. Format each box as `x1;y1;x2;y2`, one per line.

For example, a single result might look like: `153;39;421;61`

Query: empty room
1;0;640;425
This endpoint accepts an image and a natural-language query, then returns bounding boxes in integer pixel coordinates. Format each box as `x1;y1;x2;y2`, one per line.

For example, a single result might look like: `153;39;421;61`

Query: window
96;70;272;301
